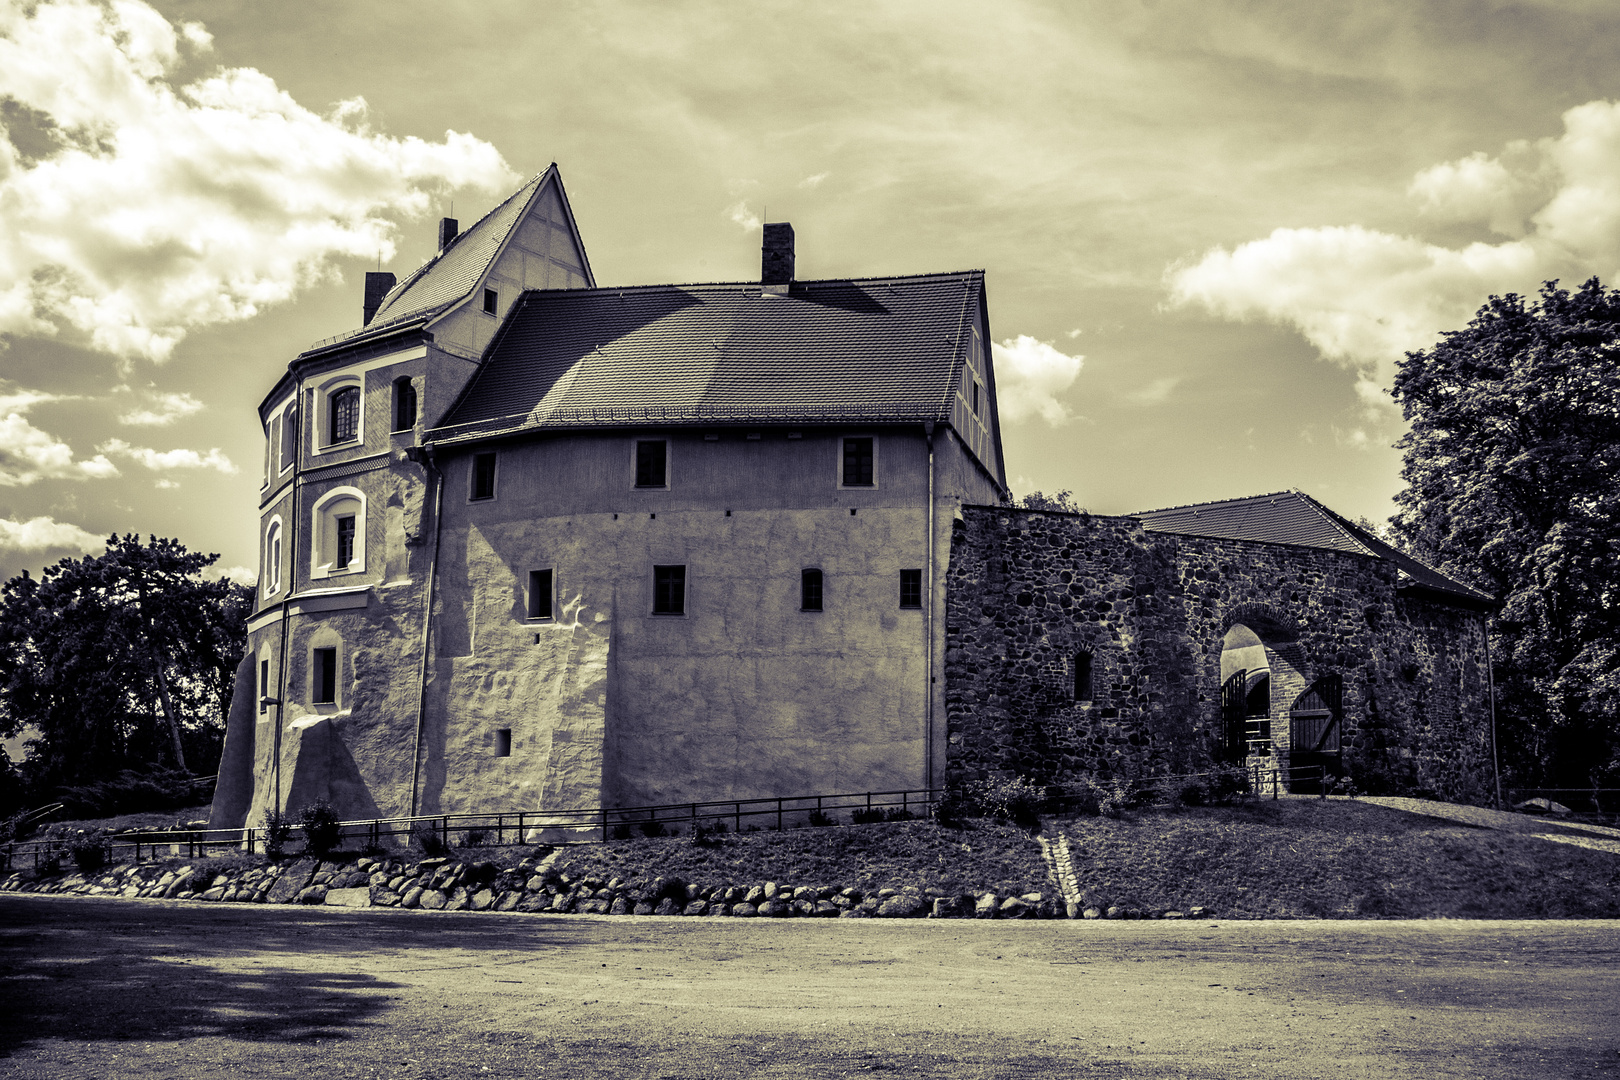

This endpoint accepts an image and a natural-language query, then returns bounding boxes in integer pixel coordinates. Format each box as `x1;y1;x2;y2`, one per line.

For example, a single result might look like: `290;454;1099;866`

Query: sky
3;0;1620;585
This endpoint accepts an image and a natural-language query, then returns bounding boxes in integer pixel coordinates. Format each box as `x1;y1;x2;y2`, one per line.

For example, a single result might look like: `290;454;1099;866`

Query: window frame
652;563;687;616
311;645;338;706
391;375;417;433
495;728;513;757
633;438;669;490
310;486;366;579
262;515;284;599
470;451;498;502
839;435;877;489
898;568;923;609
800;568;824;612
311;375;363;457
328;385;361;445
278;402;298;475
482;288;498;316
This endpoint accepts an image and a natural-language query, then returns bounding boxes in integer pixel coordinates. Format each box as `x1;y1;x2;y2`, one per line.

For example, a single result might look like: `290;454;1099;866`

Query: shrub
806;808;836;828
1178;780;1208;807
409;822;450;857
931;795;967;828
964;775;1046;829
1209;765;1251;805
1084;775;1136;819
68;829;111;873
261;811;293;861
460;828;490;848
298;800;342;858
638;819;668;838
850;806;887;825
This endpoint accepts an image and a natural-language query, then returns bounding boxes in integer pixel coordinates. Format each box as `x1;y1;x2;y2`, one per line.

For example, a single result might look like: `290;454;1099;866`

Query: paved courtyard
2;895;1617;1078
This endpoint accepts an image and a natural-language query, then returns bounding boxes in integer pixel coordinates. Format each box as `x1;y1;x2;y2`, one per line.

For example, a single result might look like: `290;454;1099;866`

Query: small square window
899;568;922;608
636;440;667;488
471;452;497;500
528;569;553;620
843;437;874;487
483;288;498;315
801;568;823;612
653;564;686;615
312;647;337;705
495;728;512;757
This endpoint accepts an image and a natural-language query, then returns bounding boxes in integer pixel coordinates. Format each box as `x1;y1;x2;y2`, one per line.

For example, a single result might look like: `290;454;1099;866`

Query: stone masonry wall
944;506;1494;803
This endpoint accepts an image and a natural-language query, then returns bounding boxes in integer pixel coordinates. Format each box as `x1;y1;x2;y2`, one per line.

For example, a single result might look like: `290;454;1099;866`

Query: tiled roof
298;170;552;359
432;271;984;438
1134;491;1492;605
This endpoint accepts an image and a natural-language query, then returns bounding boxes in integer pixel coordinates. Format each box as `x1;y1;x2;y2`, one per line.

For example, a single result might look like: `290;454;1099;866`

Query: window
279;406;297;472
635;440;667;488
328;386;360;444
471;452;497;501
263;518;283;597
801;568;823;611
483;288;498;315
843;437;874;487
653;564;686;614
259;658;269;714
1074;651;1093;702
899;568;922;608
312;647;337;705
495;728;512;757
312;488;364;577
392;377;417;432
972;381;980;415
527;569;553;620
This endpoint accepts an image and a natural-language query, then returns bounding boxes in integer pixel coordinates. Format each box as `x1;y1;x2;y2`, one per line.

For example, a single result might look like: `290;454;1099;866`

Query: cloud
0;388;118;484
992;334;1083;425
0;0;516;362
100;438;235;473
117;388;203;426
725;200;761;231
798;172;828;189
205;563;256;586
0;514;103;553
1125;376;1180;405
1167;98;1620;400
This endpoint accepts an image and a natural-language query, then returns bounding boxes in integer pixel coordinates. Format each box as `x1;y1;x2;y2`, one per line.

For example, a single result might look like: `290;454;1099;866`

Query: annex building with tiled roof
211;172;1497;835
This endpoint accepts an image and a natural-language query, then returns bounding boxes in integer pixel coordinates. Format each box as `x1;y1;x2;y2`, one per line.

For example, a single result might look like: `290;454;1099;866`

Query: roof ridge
1131;490;1298;516
1289;491;1380;558
510;270;986;298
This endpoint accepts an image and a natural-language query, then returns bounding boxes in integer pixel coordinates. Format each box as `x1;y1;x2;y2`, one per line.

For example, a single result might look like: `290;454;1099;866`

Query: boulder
296;885;328;904
931;896;967;919
877;894;928;918
1082;907;1102;920
974;892;1001;918
758;900;792;918
653;897;680;916
418;889;447;910
683;900;709;916
400;886;423;909
731;902;758;917
266;859;317;904
1515;797;1572;816
325;887;371;908
998;896;1030;919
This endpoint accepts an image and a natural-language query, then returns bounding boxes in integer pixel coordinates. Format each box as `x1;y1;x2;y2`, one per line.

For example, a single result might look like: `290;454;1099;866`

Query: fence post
734;802;741;833
777;797;783;832
601;807;607;843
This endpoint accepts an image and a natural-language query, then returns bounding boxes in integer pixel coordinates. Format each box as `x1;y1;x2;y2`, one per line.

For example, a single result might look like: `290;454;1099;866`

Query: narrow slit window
843;437;874;487
392;377;417;432
899;568;922;608
335;515;356;569
483;288;498;315
635;440;667;488
653;564;686;615
528;569;553;620
329;386;360;444
471;452;497;500
259;659;269;714
312;647;337;705
495;728;512;757
972;381;980;415
801;568;823;611
280;407;297;470
1074;651;1093;702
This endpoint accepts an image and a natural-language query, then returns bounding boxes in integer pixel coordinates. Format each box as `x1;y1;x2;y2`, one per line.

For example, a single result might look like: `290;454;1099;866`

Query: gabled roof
431;271;986;440
1133;491;1493;606
298;166;591;361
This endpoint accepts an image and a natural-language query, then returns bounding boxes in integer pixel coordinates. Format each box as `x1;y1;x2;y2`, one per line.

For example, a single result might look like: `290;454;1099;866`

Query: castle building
210;169;1005;831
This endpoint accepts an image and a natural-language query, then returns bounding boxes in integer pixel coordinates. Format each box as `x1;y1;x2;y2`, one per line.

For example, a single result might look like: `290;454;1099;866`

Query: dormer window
483;288;498;315
329;386;360;444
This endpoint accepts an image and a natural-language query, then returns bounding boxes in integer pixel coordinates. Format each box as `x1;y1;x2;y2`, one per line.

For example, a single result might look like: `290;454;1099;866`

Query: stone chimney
362;271;396;327
438;217;459;250
762;222;794;295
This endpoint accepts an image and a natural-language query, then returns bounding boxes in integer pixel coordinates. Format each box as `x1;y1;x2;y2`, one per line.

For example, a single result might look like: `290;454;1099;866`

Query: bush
931;795;968;828
68;829;111;873
261;811;293;860
409;822;450;857
850;806;887;825
1084;775;1136;819
461;828;490;848
1209;765;1251;805
298;799;342;858
964;775;1047;829
1178;780;1208;807
638;819;668;838
806;808;836;828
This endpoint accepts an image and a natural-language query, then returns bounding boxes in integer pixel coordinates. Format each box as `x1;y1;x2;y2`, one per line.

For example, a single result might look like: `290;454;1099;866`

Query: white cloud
205;562;256;586
725;200;761;231
0;388;118;484
992;334;1083;425
1167;98;1620;401
100;438;235;473
1125;376;1180;405
0;0;516;362
117;388;203;426
0;514;103;553
798;172;829;189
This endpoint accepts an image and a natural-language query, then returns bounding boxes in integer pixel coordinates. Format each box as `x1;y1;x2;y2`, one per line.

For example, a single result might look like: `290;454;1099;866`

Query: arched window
392;376;417;432
262;517;284;598
312;488;365;578
329;386;360;444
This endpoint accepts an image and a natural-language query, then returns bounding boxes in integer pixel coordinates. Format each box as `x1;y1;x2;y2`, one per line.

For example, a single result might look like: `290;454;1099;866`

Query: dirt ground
1;895;1617;1079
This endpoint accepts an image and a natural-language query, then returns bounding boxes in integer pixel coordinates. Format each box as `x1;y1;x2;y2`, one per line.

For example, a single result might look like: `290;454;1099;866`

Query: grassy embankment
30;797;1620;919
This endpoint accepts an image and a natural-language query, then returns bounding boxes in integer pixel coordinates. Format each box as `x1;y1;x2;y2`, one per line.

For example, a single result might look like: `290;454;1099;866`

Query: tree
1391;278;1620;789
0;536;252;796
1017;489;1086;513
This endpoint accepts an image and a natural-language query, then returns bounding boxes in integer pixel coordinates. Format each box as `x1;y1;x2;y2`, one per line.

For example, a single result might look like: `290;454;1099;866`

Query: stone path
1358;795;1620;856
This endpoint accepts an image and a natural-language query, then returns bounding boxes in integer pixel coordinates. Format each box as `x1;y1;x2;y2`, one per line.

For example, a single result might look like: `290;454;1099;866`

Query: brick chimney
762;222;794;295
438;217;459;250
362;271;396;327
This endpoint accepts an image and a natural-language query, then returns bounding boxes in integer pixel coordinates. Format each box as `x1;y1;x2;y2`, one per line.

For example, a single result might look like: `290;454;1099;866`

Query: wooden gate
1220;671;1248;763
1289;673;1343;793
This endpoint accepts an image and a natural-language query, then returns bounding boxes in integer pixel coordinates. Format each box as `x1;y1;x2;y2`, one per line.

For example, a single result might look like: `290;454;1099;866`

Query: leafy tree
1017;489;1086;513
0;535;252;798
1391;279;1620;789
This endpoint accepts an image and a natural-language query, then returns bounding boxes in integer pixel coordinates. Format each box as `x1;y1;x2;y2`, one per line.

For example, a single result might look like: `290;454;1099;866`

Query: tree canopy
1392;278;1620;788
0;536;252;803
